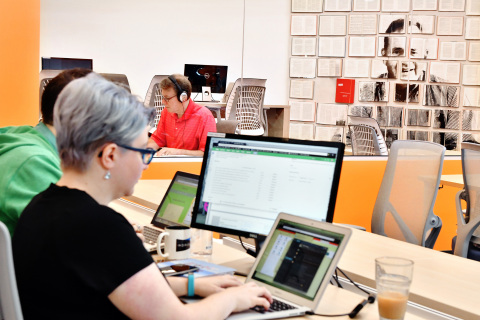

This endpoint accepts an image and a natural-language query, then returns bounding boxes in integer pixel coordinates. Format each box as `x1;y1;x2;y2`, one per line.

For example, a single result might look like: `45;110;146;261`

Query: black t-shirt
13;184;154;319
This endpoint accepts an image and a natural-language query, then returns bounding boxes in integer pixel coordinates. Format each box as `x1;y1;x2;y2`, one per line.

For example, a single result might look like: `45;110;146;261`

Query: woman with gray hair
13;73;271;320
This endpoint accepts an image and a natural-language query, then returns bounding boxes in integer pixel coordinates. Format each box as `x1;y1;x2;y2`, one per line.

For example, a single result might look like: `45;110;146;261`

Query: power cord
238;236;257;257
306;267;375;318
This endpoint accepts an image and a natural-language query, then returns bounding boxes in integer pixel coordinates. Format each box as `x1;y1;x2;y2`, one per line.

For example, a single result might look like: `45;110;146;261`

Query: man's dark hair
41;68;92;125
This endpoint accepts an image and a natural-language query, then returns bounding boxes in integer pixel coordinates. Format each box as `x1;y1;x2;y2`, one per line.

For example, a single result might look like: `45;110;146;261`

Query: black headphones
168;75;188;103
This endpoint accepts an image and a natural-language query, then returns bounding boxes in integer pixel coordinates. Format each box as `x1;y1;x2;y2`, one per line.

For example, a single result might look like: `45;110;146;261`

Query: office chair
0;221;23;320
224;78;266;119
348;116;388;155
452;143;480;260
226;85;266;136
100;73;131;93
371;140;445;248
206;78;267;133
348;124;382;155
39;71;131;117
144;75;169;129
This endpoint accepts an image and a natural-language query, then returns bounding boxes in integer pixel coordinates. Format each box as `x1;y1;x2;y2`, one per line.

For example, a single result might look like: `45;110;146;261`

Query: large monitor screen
190;134;345;243
184;64;228;94
42;57;93;70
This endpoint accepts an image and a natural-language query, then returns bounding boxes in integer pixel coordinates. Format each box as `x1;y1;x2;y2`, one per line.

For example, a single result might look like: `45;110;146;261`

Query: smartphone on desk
159;264;199;276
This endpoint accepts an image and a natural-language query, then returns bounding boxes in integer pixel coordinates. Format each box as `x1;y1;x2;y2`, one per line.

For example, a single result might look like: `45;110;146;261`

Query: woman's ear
97;143;118;170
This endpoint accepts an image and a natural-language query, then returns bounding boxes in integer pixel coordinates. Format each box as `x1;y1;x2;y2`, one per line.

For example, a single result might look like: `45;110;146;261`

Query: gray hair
54;73;155;171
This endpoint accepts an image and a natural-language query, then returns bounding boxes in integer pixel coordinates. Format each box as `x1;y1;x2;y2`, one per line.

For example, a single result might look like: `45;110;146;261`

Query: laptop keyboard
250;298;298;313
143;225;161;246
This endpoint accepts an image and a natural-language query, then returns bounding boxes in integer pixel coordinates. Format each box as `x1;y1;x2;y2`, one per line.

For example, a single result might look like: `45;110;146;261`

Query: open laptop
143;171;199;252
226;212;351;320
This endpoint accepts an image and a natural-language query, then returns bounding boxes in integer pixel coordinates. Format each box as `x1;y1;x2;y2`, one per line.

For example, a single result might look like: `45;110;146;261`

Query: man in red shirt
148;74;216;156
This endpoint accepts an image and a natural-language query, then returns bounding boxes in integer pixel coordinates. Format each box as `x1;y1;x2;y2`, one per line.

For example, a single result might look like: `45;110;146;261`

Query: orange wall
142;157;462;251
0;0;40;127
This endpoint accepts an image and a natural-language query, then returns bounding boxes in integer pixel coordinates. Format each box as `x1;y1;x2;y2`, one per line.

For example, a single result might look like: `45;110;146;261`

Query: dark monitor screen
190;134;345;245
184;64;228;94
42;57;93;70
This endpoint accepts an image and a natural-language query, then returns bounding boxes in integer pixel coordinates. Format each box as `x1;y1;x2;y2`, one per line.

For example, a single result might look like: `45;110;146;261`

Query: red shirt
150;100;216;152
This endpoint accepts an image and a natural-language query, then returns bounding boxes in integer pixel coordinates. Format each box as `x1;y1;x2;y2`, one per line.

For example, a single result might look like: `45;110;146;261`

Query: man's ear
98;143;118;170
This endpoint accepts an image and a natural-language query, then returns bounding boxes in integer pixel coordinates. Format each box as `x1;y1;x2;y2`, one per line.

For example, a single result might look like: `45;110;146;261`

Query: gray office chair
348;116;388;155
144;75;169;129
371;140;445;248
348;124;382;156
39;71;131;117
0;221;23;320
100;73;131;93
453;143;480;260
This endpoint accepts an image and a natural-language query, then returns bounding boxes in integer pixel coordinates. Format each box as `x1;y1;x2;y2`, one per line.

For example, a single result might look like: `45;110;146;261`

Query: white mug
157;226;191;260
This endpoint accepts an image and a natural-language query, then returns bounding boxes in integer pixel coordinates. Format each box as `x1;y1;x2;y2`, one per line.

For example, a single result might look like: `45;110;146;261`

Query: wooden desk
440;174;464;188
111;179;480;319
198;102;290;138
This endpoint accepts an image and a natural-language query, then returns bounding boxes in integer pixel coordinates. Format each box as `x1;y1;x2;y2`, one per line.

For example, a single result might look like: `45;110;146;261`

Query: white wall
40;0;291;105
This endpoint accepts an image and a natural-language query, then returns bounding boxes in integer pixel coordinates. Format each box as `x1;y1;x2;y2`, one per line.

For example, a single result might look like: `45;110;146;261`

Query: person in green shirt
0;68;92;236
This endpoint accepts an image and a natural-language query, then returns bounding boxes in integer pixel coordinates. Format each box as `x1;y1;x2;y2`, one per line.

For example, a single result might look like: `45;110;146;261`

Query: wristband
187;273;195;297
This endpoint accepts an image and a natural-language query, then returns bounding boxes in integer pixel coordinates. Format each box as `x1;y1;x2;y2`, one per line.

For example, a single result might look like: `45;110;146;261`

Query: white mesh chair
371;140;445;248
224;78;266;120
453;143;480;260
228;85;266;136
144;75;169;129
349;124;382;155
348;116;388;155
0;221;23;320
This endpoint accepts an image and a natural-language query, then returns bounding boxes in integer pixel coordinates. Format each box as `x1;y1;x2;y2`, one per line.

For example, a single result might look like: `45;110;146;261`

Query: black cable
305;267;375;318
336;267;373;297
238;236;257;257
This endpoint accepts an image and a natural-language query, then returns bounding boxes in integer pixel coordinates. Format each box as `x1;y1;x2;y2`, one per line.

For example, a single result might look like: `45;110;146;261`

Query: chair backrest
454;142;480;257
348;116;388;155
144;75;169;128
39;71;131;114
0;221;23;320
228;85;266;136
348;124;381;155
225;78;266;119
100;73;131;93
371;140;445;248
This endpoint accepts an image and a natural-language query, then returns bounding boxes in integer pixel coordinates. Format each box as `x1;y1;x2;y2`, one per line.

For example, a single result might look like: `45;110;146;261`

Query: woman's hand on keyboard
224;282;272;313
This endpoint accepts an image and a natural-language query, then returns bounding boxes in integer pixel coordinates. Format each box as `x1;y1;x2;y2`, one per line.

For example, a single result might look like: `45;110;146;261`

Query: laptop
226;212;351;320
143;171;199;252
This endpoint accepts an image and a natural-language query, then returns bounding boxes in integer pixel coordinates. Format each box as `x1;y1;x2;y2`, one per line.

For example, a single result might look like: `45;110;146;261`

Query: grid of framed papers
289;0;480;150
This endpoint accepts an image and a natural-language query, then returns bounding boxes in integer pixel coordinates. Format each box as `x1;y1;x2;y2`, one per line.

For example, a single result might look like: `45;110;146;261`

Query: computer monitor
151;171;199;228
183;64;228;94
41;57;93;70
190;134;345;254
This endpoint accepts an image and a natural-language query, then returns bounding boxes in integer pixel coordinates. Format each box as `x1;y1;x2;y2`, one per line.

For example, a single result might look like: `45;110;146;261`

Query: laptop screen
151;172;199;228
191;134;344;240
251;218;347;301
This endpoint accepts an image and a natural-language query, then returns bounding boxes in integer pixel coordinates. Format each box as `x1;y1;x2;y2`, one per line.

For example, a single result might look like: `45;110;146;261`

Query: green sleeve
3;155;62;236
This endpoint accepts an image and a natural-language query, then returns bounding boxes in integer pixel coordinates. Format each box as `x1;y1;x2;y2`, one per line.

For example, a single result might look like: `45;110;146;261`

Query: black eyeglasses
117;144;156;165
160;94;176;103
